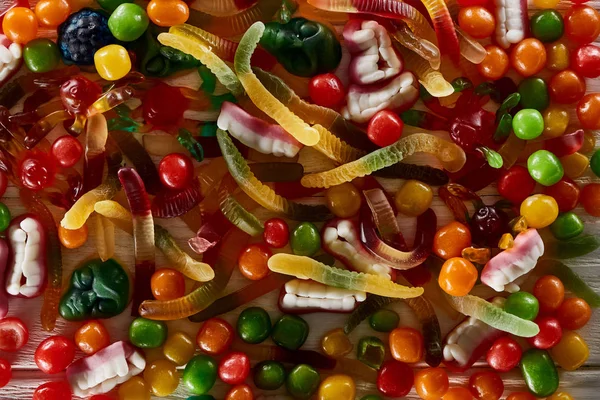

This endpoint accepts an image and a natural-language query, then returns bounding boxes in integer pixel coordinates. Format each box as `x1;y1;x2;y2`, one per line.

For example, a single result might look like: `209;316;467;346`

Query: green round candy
504;291;539;321
520;349;559;397
253;360;287;390
183;355;218;395
369;309;399;332
290;222;321;256
550;212;584;240
23;39;60;73
128;317;167;348
286;364;320;399
518;78;549;111
98;0;132;11
530;10;564;43
591;149;600;177
108;3;149;42
237;306;272;344
513;109;545;140
527;150;564;186
357;336;386;369
271;314;309;350
0;202;10;233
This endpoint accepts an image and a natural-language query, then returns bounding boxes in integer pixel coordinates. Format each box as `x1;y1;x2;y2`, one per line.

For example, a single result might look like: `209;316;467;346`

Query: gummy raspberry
57;8;114;65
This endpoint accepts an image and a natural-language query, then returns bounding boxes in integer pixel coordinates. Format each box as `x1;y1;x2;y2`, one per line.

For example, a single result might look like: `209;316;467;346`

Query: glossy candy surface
581;183;600;216
219;352;250;385
557;297;591;329
478;46;509;80
357;336;386;369
511;39;547;77
572;44;600;78
94;44;131;81
497;166;535;204
163;331;195;365
395;180;433;217
534;275;565;313
469;371;504;400
433;222;472;260
309;73;345;108
520;349;559;397
551;212;584;240
147;0;189;27
151;269;186;301
271;314;309;350
34;336;76;374
183;355;218;395
325;183;361;218
439;257;478;296
549;70;586;104
530;10;564;43
542;106;569;138
486;337;522;372
74;320;110;355
547;42;570;71
287;364;320;399
504;292;539;321
321;328;353;358
578;93;600;129
108;3;148;42
458;7;495;39
528;316;562;349
290;222;321;256
254;360;286;390
565;5;600;44
377;360;414;397
237;307;271;344
263;218;289;248
2;7;37;44
414;367;449;400
518;78;549;111
23;39;60;73
238;244;271;281
389;327;423;363
369;309;399;332
513;110;544;140
143;359;180;396
520;194;559;228
550;331;589;371
129;317;168;348
0;359;11;388
197;318;234;355
367;110;404;148
544;177;580;212
318;374;355;400
118;376;151;400
33;381;72;400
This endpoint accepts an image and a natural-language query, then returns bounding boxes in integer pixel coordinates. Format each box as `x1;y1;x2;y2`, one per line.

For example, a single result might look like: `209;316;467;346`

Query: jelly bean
163;331;195;366
309;73;345;108
98;0;132;11
550;331;589;371
581;183;600;216
0;203;10;233
94;44;132;81
504;291;539;321
527;150;564;186
34;336;76;374
35;0;70;27
556;297;591;329
51;136;83;168
369;309;399;332
546;42;570;71
321;328;353;358
486;337;522;372
23;39;61;73
183;355;218;395
225;384;253;400
533;275;565;314
518;78;549;111
458;6;495;38
550;212;584;240
147;0;189;26
74;320;110;355
325;182;362;218
290;222;321;256
238;244;271;281
497;165;536;204
129;317;168;348
395;180;433;217
548;393;575;400
511;38;547;77
528;316;562;349
520;194;559;229
272;314;309;350
2;7;38;44
0;359;11;388
520;349;559;397
389;327;424;363
286;364;321;400
543;177;580;212
159;153;194;190
572;44;600;78
33;381;72;400
197;318;234;355
219;352;250;385
108;3;149;42
542;106;569;138
565;5;600;44
415;367;449;400
357;336;386;369
237;306;271;344
562;152;589;179
144;359;180;396
439;257;478;296
512;109;544;140
377;360;414;398
118;376;151;400
318;374;356;400
478;45;510;80
468;371;503;400
507;393;536;400
254;360;286;390
549;70;586;104
433;221;472;260
367;110;404;147
263;218;289;248
443;387;473;400
151;268;186;301
530;10;564;43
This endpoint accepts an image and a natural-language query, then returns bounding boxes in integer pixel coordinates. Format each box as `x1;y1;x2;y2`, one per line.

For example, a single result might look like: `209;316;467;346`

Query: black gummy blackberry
58;8;114;65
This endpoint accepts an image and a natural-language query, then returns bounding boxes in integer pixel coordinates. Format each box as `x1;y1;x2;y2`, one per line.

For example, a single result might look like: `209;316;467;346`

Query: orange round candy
389;327;424;363
433;221;472;260
556;297;591;330
35;0;71;27
150;268;186;301
439;257;478;296
458;7;495;39
75;320;110;355
2;7;38;44
533;275;565;314
510;38;547;77
415;367;449;400
564;5;600;44
577;93;600;129
238;244;271;281
549;70;586;104
147;0;189;27
443;387;473;400
225;384;254;400
58;224;88;249
581;183;600;216
478;45;509;80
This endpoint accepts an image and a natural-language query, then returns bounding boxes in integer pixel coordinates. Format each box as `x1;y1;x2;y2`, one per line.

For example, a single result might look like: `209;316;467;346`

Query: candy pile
0;0;599;398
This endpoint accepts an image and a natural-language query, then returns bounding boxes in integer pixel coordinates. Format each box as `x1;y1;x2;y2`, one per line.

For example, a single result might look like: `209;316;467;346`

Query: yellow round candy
533;0;560;9
542;106;569;138
321;328;353;358
163;331;195;366
143;359;180;396
546;42;570;71
561;152;589;179
548;392;575;400
394;180;433;217
520;194;559;228
94;44;131;81
550;331;589;371
118;376;151;400
325;182;362;218
318;374;356;400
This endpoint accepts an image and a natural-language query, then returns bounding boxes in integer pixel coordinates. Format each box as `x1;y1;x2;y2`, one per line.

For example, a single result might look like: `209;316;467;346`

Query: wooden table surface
1;5;600;398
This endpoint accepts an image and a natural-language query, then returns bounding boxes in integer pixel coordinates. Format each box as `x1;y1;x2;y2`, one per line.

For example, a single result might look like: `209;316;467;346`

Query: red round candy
527;316;562;349
88;396;113;400
60;76;102;115
158;153;194;190
377;360;414;397
557;297;592;329
0;358;11;388
497;165;535;204
35;336;76;374
0;171;7;198
572;44;600;78
218;351;250;385
263;218;289;248
143;83;189;128
308;73;345;108
19;151;57;191
486;337;522;372
581;183;600;216
33;381;72;400
543;177;581;212
367;110;404;147
469;371;504;400
51;136;83;168
0;317;29;352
